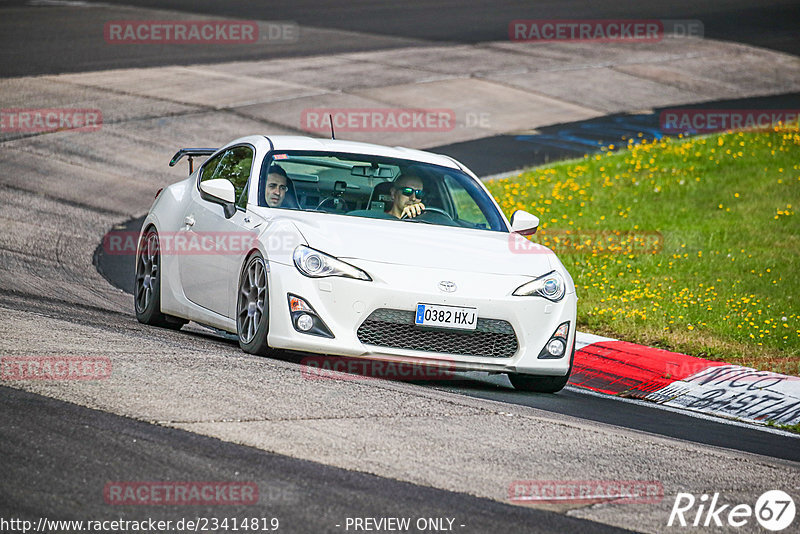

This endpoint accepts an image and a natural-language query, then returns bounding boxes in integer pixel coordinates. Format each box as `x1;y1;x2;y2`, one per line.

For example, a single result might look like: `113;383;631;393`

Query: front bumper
266;260;577;376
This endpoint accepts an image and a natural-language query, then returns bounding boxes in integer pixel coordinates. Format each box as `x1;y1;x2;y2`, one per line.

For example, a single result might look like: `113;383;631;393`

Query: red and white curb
572;332;800;427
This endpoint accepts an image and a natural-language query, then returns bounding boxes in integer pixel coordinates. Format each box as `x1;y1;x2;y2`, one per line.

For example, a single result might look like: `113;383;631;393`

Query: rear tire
237;252;273;355
134;228;187;330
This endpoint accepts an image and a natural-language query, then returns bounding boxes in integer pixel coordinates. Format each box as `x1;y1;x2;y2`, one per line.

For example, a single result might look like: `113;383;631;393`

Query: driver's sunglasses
398;186;425;199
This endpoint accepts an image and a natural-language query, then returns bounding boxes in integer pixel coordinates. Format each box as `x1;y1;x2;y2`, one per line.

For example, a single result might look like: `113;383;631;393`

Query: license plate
414;303;477;330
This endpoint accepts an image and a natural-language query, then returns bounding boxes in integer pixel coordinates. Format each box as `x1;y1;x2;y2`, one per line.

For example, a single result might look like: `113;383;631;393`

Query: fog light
547;339;565;357
286;294;334;338
296;314;314;331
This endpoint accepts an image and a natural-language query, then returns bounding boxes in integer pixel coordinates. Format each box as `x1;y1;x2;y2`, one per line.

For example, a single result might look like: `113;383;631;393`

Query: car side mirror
510;210;539;236
199;178;236;218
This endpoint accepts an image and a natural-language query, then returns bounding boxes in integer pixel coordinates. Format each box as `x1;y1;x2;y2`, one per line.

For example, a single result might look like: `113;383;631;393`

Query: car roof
262;135;462;169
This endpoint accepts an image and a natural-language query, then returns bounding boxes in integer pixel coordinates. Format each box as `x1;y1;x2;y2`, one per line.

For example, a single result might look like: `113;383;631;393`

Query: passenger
388;174;426;219
265;164;289;208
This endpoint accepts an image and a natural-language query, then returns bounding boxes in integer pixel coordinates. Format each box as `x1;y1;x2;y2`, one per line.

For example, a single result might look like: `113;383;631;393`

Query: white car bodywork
138;135;577;382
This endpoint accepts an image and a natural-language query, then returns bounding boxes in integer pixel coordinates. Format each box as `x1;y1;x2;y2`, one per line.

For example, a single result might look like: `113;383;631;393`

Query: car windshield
259;151;507;232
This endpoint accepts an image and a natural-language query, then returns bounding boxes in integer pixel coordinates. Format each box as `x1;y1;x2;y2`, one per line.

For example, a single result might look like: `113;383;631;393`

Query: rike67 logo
668;490;795;531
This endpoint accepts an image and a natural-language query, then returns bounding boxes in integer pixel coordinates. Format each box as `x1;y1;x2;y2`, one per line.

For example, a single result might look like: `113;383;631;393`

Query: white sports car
135;135;577;392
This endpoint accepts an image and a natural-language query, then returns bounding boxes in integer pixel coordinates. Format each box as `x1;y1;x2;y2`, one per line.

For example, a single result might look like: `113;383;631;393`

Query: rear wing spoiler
169;148;218;174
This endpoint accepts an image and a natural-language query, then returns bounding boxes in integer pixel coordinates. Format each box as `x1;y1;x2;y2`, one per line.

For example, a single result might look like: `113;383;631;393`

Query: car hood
268;211;556;277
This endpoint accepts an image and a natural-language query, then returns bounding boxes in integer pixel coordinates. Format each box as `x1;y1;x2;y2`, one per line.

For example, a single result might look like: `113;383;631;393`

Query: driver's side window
199;145;254;208
200;152;222;183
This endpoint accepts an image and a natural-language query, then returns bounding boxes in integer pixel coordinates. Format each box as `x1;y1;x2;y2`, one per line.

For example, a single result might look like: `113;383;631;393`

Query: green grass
766;420;800;435
486;128;800;375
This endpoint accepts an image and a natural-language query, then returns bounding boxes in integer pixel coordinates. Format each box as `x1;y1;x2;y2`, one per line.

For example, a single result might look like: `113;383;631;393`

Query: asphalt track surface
0;386;639;534
2;0;800;77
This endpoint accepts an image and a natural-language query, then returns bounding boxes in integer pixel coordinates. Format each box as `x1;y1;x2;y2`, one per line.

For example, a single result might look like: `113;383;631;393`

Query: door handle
184;216;195;227
243;215;261;228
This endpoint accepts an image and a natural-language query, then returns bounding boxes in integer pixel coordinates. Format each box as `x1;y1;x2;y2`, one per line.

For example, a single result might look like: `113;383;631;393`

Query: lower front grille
356;308;518;358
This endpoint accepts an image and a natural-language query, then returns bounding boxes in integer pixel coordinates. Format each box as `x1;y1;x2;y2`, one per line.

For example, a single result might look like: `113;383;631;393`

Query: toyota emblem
438;281;457;292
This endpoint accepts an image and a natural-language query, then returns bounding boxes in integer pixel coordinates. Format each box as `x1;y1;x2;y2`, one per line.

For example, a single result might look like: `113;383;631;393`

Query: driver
265;164;289;208
388;174;426;219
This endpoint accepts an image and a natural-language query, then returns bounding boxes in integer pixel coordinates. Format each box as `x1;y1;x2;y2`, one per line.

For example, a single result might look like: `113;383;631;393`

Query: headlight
513;270;566;301
293;245;371;281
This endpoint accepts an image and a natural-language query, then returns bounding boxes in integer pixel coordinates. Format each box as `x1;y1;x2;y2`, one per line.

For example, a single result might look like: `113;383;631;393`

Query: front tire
237;253;273;355
508;372;570;393
134;228;187;329
508;341;575;393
